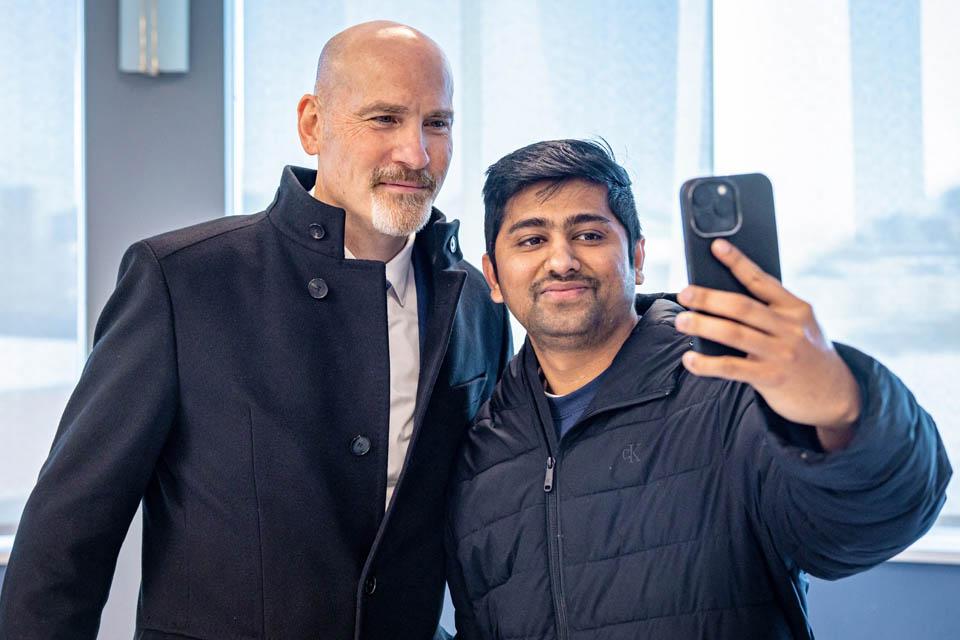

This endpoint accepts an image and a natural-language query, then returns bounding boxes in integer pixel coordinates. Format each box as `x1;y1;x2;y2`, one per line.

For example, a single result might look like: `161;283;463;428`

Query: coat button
448;236;458;254
307;278;328;299
308;223;326;240
350;435;371;456
364;576;377;595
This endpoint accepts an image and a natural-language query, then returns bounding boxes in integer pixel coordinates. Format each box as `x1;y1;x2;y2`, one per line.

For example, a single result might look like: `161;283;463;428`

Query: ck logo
621;443;643;464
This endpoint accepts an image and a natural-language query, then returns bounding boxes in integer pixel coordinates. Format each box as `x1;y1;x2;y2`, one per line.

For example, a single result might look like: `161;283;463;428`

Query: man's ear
296;94;321;156
481;254;504;304
634;237;646;286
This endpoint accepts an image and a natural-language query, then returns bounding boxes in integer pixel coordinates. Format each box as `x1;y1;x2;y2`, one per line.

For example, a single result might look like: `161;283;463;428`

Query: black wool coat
0;166;512;639
446;295;951;640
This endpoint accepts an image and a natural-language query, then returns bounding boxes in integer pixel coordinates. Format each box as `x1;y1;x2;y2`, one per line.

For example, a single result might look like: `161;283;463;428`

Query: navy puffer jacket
446;295;951;640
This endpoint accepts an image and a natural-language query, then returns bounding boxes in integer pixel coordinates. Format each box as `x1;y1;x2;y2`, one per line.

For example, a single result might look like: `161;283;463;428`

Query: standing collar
266;165;464;271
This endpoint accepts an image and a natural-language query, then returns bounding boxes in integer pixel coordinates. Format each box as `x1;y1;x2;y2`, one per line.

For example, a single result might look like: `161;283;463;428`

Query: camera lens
692;183;714;207
715;194;735;217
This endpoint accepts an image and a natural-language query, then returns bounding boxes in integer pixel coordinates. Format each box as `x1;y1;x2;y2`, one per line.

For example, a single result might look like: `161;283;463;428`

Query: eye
425;119;451;130
518;236;545;247
575;231;605;242
370;115;398;125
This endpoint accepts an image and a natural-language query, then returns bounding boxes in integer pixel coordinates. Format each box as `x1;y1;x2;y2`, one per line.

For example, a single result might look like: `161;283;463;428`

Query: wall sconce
119;0;190;76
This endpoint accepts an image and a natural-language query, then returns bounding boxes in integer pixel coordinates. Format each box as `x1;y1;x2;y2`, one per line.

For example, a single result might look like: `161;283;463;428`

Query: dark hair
483;138;642;271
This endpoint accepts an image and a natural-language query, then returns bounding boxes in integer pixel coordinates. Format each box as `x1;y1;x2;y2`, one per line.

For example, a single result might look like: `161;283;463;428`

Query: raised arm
677;238;951;577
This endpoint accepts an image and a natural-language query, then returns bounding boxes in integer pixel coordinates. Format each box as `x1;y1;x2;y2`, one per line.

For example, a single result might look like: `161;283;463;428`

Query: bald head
314;21;452;99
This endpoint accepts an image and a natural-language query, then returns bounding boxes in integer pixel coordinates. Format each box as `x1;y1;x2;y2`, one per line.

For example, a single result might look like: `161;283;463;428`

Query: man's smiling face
299;25;454;238
483;178;644;351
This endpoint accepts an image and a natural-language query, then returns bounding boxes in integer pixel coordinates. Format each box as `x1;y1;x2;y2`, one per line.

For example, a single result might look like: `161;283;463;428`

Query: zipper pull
544;456;555;493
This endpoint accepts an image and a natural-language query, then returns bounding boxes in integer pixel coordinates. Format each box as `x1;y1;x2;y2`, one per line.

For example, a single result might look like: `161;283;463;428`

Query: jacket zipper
523;335;676;639
538;393;671;640
544;455;569;640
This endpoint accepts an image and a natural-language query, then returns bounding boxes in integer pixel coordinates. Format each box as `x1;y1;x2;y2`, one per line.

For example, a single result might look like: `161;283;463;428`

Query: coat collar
266;165;463;269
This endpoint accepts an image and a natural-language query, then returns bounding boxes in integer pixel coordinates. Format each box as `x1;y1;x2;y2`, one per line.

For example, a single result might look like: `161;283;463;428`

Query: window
713;0;960;556
0;2;83;561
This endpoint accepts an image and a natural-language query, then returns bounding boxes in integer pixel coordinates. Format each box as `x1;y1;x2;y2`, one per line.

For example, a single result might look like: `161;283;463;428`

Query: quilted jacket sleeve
0;241;179;638
738;343;952;580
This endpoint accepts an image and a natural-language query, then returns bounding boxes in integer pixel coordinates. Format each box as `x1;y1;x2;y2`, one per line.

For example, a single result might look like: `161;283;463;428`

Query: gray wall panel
82;1;224;637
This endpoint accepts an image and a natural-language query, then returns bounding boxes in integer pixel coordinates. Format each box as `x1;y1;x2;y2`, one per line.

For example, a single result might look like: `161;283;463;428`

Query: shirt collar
343;233;416;307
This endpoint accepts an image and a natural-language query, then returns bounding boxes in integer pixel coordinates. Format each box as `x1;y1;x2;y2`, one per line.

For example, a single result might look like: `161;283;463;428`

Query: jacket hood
491;293;691;421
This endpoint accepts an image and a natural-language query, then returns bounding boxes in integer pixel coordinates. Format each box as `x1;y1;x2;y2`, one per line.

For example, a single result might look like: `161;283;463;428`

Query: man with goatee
0;21;511;640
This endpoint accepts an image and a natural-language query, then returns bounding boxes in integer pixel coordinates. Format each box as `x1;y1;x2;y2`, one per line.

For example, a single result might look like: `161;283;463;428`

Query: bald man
0;22;511;640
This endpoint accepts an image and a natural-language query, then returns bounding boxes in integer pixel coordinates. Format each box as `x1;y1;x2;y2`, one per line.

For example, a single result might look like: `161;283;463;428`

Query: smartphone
679;173;781;357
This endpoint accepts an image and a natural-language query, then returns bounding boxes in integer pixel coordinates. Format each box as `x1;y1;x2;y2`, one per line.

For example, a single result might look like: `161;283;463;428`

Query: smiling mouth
377;182;431;194
537;282;595;301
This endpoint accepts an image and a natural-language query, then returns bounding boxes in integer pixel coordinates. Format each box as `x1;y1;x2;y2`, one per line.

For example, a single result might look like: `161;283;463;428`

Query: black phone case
679;172;781;357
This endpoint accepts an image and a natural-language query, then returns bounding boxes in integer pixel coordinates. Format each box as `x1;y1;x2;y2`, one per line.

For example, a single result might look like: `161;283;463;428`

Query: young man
445;139;950;639
0;22;511;640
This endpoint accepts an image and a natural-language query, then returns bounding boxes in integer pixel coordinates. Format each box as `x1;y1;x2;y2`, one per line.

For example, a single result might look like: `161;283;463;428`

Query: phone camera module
690;179;740;236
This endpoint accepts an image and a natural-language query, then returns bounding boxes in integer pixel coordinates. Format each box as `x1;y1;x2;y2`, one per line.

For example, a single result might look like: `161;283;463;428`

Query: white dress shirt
344;235;420;510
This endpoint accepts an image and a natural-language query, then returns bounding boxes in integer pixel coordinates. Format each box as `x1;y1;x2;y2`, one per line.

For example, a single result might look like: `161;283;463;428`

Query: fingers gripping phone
679;173;782;357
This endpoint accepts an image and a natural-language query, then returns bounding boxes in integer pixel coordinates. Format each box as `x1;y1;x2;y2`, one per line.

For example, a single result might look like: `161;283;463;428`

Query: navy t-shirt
545;372;607;439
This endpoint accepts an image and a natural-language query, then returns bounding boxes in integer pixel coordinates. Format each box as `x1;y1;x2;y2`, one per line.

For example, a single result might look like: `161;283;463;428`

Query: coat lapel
412;215;467;429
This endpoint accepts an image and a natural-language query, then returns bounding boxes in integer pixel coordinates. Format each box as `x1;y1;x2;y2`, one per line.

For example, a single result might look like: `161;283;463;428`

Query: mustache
531;274;600;297
370;167;438;191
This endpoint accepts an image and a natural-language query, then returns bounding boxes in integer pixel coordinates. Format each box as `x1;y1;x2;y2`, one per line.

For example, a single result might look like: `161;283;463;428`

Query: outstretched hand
675;239;860;451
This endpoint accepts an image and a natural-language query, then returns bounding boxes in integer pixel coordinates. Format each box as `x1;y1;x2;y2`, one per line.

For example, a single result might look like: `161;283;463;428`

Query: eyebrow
505;213;612;235
355;102;454;121
355;102;408;117
427;109;455;121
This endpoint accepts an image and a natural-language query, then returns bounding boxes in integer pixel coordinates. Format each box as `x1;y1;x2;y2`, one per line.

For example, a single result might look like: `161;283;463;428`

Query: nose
545;239;580;275
391;122;430;170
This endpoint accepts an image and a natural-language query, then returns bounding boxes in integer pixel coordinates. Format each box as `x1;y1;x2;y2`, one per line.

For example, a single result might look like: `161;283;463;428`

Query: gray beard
370;192;433;237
